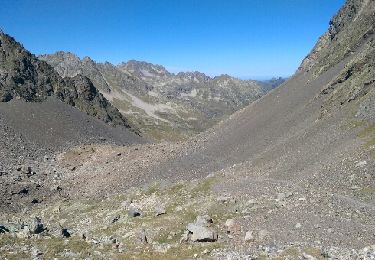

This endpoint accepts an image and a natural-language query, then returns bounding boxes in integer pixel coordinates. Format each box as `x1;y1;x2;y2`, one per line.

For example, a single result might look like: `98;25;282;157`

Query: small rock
0;225;9;233
31;198;40;204
128;207;141;217
201;249;210;255
195;215;213;225
246;199;257;207
111;215;120;224
155;206;166;216
29;217;45;234
180;230;190;243
138;229;148;244
356;161;367;167
31;247;43;257
216;196;231;203
50;185;62;192
295;223;302;229
276;193;286;201
17;226;31;238
21;165;32;175
225;219;240;234
244;231;254;242
62;228;71;238
258;229;269;241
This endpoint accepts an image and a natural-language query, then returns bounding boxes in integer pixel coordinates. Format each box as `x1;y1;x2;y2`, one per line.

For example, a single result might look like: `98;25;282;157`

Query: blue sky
1;0;345;79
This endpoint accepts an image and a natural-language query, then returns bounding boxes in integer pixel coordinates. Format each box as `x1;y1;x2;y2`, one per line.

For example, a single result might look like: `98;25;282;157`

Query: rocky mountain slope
1;0;375;258
0;32;135;129
39;53;283;141
0;32;144;207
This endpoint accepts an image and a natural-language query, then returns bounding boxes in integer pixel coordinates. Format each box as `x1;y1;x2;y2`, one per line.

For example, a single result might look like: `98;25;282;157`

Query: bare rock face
298;0;372;74
0;32;134;129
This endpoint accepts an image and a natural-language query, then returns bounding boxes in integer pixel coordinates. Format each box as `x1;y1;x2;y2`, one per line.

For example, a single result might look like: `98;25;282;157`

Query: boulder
186;215;218;242
29;217;45;234
187;224;218;242
244;231;254;242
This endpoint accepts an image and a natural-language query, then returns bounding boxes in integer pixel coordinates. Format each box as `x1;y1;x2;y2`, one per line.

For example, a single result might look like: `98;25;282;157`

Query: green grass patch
190;176;216;196
358;122;375;158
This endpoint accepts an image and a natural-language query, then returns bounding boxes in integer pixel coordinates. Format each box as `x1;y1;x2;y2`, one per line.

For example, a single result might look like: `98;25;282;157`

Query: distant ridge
40;53;284;140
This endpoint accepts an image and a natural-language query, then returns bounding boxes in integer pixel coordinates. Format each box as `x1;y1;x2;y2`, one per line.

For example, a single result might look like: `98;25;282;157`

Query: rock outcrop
0;32;134;129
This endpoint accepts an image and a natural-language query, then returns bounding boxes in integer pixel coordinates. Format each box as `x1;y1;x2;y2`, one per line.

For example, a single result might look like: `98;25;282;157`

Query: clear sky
1;0;345;79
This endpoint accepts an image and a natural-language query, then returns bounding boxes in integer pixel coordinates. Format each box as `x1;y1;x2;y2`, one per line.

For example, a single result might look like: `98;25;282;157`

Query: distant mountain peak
118;60;171;78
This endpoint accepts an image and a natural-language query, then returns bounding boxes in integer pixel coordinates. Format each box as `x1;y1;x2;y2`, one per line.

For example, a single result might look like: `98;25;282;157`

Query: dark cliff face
297;0;375;120
0;32;136;130
298;0;374;74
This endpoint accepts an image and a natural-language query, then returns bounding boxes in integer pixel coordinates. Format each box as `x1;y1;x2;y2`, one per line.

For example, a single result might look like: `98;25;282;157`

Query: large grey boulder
185;215;218;242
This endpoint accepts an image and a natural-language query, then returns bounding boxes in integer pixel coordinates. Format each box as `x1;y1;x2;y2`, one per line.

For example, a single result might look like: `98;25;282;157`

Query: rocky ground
1;142;375;259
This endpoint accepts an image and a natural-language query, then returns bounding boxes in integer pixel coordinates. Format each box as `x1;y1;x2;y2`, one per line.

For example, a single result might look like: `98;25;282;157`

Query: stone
201;249;210;255
258;229;269;241
295;223;302;229
246;199;257;207
225;219;236;229
188;225;218;242
225;219;240;234
17;226;31;239
21;165;32;175
0;225;9;233
62;228;71;238
111;215;120;223
180;230;190;243
195;215;213;226
276;193;286;201
216;196;231;203
186;215;218;242
155;206;166;216
355;161;367;167
244;231;255;242
128;207;141;217
50;185;62;192
31;247;43;257
29;217;45;234
138;229;148;244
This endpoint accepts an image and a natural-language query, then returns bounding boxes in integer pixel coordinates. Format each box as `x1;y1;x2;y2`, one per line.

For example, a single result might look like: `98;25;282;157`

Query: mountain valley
1;0;375;259
39;53;283;141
